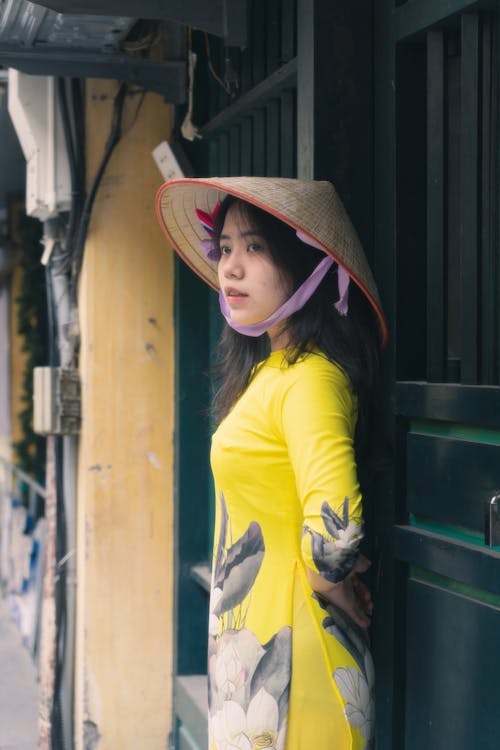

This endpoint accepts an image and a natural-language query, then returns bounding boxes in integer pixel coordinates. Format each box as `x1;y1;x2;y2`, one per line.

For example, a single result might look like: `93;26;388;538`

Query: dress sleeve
280;360;364;583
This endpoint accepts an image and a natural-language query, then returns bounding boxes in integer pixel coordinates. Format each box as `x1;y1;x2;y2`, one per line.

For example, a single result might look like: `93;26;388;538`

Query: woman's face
217;204;292;346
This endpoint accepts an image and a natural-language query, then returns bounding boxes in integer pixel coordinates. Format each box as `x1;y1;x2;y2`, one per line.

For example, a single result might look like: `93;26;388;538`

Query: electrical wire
71;82;128;289
51;434;67;750
70;79;86;243
181;32;201;141
57;79;78;272
45;263;59;369
121;21;162;53
123;87;146;136
204;32;230;94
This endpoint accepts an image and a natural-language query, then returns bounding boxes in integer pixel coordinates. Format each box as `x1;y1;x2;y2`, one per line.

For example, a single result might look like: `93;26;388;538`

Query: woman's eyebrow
219;229;264;240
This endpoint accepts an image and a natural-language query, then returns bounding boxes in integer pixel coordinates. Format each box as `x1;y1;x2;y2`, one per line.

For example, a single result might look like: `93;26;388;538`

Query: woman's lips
225;288;248;306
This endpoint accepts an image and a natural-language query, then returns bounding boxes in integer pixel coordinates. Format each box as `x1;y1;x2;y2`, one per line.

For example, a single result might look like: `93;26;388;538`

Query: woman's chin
229;312;264;326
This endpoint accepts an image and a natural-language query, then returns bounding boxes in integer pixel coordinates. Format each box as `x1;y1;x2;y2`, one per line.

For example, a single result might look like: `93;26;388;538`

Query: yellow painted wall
75;80;175;749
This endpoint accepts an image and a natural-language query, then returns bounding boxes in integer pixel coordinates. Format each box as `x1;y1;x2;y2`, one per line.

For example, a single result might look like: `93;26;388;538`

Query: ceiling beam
33;0;248;46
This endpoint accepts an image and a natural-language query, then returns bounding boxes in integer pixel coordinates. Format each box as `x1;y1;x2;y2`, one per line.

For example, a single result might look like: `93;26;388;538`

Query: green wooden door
374;3;500;748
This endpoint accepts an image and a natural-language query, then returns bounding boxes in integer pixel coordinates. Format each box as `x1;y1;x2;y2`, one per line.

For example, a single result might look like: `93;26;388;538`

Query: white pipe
43;219;78;750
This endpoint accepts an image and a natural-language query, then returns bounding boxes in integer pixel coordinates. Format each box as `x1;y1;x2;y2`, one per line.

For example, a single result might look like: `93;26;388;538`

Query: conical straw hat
156;177;388;346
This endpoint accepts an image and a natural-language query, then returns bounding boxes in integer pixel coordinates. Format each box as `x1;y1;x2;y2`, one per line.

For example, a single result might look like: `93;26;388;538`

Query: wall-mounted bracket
33;367;81;436
0;47;187;101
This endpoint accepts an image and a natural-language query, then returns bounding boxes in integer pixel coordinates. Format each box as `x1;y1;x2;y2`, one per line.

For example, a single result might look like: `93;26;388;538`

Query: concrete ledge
175;674;208;750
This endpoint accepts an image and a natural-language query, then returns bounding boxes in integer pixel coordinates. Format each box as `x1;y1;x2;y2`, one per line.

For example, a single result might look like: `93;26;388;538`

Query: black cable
65;78;87;325
57;79;80;274
45;259;59;368
126;87;146;134
71;78;86;221
51;434;67;750
57;79;76;187
71;82;128;288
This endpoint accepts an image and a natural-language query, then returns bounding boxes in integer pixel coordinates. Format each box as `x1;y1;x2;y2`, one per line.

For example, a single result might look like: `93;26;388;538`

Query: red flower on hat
195;200;221;236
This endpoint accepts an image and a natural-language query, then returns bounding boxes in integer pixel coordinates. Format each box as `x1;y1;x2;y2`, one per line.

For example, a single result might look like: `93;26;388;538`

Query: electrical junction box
7;69;71;220
152;140;193;180
33;367;81;436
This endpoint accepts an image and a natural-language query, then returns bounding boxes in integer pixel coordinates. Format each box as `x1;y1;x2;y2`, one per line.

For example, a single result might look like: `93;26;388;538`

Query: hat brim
156;177;388;347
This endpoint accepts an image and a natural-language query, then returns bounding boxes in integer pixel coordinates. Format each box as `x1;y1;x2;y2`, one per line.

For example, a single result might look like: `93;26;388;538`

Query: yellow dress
209;349;374;750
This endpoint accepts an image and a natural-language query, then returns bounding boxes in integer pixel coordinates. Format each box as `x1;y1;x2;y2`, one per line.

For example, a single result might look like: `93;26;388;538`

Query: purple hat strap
219;255;334;336
296;231;350;316
335;264;350;316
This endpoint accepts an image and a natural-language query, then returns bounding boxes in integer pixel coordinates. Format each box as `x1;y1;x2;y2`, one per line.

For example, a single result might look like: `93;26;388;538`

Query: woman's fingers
349;590;371;628
351;574;373;615
350;555;373;616
353;553;371;574
326;578;371;628
310;554;374;627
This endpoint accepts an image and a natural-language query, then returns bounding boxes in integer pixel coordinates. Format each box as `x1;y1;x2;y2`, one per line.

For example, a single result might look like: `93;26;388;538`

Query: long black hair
211;196;381;463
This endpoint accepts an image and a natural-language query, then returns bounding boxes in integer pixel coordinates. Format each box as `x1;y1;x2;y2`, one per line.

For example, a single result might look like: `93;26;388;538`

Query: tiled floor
0;595;38;750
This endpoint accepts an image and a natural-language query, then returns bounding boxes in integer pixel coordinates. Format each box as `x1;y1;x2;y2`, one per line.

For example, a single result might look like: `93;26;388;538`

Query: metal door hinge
484;493;500;547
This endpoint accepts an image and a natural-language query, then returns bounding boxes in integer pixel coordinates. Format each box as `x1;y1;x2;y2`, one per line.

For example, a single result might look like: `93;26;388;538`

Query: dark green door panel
396;383;500;428
174;258;211;677
406;433;500;532
405;579;500;750
394;527;500;597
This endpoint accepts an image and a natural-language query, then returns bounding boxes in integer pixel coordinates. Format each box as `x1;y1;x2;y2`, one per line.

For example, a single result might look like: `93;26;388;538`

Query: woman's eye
248;243;262;252
220;245;231;256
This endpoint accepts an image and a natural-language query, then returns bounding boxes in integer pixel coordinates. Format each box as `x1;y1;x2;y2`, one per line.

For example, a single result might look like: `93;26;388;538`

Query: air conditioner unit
7;70;71;220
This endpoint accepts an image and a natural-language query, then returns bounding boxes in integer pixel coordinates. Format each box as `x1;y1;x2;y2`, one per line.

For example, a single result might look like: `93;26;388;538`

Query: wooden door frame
373;2;402;748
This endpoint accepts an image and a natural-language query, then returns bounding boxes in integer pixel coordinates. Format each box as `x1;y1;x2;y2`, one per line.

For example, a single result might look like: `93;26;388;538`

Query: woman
156;177;388;750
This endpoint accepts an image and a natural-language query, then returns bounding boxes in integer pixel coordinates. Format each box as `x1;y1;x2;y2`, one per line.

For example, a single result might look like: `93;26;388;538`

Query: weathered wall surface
75;80;174;749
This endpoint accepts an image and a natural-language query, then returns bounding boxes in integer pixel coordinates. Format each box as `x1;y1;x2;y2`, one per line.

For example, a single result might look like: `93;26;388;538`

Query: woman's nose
223;252;244;278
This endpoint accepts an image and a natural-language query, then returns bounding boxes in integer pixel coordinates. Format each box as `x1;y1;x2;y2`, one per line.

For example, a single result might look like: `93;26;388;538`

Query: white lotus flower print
210;688;285;750
210;628;265;707
335;521;362;549
334;658;374;749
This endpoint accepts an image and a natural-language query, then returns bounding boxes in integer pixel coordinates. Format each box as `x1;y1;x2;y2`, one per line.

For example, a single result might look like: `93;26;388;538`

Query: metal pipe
0;456;47;498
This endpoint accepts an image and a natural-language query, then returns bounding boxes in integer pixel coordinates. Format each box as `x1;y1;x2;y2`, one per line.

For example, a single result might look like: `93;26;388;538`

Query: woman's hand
306;554;373;629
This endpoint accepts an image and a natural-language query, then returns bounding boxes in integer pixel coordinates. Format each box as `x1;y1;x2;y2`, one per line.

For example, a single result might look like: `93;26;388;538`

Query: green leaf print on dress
209;493;291;750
